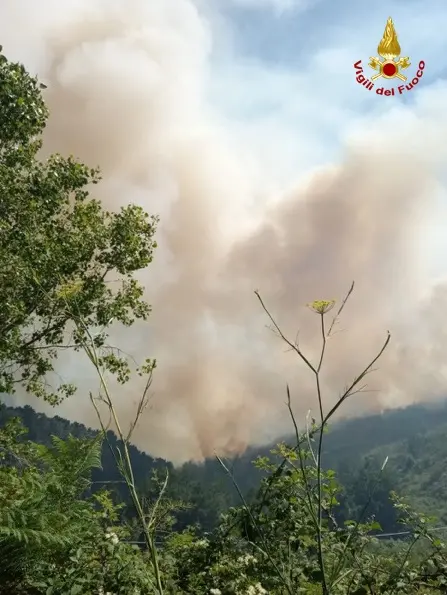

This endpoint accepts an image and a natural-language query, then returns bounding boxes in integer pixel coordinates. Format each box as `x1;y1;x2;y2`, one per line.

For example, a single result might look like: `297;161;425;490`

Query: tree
0;47;158;404
340;456;401;535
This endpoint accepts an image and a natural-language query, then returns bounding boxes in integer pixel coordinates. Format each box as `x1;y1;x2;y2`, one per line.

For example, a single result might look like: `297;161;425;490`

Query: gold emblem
368;18;411;81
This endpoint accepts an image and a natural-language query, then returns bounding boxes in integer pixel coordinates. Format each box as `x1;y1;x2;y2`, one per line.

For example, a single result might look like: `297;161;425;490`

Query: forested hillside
4;400;447;534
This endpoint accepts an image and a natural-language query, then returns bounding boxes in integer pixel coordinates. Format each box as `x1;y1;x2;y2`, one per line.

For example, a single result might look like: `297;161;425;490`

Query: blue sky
200;0;447;189
192;0;447;278
213;0;446;71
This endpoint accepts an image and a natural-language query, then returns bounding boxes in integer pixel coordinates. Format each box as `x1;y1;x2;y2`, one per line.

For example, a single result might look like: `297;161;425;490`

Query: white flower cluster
237;554;257;566
105;531;119;545
246;583;267;595
210;589;222;595
99;586;141;595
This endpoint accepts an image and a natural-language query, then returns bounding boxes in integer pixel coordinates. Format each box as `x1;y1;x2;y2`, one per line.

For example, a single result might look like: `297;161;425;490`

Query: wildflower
237;554;257;566
105;531;119;545
210;589;222;595
55;278;83;300
246;584;267;595
307;299;335;314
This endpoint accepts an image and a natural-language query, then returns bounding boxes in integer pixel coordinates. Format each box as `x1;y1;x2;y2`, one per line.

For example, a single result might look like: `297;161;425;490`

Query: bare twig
126;372;153;442
287;386;319;529
305;410;318;467
255;285;390;595
75;317;164;595
255;290;318;375
327;281;355;338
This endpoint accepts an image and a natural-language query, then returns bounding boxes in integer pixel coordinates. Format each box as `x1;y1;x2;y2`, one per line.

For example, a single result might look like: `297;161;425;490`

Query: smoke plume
2;0;447;463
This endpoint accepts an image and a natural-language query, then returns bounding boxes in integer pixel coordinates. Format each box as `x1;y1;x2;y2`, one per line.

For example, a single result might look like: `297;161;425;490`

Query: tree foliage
0;417;156;595
2;414;447;595
0;47;158;404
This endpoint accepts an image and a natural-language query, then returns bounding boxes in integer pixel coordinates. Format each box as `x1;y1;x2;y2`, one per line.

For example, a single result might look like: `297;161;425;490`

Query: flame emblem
368;18;411;81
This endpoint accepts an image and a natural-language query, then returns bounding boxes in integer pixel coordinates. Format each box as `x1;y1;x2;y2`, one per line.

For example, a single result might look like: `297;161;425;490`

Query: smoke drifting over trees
3;0;447;462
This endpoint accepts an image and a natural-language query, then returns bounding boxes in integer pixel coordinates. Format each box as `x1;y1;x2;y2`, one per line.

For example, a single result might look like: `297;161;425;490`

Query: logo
353;17;425;96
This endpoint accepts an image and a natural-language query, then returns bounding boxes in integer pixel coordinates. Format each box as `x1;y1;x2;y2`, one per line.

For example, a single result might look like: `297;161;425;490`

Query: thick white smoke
2;0;447;463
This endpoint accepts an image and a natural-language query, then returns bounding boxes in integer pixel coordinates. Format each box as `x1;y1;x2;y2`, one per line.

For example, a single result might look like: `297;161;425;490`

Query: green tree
340;456;401;536
0;47;158;404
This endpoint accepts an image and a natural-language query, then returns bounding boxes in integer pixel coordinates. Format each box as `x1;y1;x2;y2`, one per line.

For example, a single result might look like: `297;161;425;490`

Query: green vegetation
0;49;157;405
2;47;447;594
5;400;447;537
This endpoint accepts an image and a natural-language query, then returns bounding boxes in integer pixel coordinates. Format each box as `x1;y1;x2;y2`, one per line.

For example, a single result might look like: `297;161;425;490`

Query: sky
216;1;445;174
201;0;447;265
2;0;447;463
